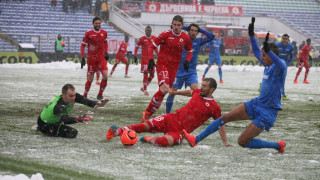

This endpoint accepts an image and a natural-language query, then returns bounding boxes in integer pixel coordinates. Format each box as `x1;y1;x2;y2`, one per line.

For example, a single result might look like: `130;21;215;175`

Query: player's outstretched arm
169;89;193;97
94;98;110;109
199;27;214;44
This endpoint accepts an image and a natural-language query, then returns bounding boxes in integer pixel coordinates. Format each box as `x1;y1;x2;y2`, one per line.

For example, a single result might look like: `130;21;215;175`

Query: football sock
244;138;280;150
98;79;107;96
117;123;146;136
304;68;309;81
96;72;100;82
152;136;170;147
203;67;209;77
84;80;92;97
146;90;165;114
218;67;222;80
125;64;129;76
110;65;117;75
143;73;148;91
166;95;175;114
196;117;225;144
294;68;302;81
147;74;154;85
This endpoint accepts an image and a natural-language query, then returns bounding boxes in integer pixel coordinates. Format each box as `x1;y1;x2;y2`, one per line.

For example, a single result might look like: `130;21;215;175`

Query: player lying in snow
183;17;287;153
106;78;233;147
37;84;109;138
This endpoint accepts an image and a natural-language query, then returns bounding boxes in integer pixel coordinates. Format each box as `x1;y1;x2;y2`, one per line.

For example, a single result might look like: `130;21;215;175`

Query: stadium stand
215;0;320;43
0;0;123;52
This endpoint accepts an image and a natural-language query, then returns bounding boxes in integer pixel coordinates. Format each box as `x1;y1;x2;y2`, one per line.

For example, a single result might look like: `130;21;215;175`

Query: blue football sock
196;117;225;144
203;67;209;77
166;95;175;114
244;138;280;149
218;67;222;80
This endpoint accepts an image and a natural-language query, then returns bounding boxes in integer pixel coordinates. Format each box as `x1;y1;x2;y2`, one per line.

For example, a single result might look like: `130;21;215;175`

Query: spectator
292;41;298;62
51;0;57;7
62;0;68;12
55;34;65;61
95;0;102;17
101;1;109;22
299;40;305;50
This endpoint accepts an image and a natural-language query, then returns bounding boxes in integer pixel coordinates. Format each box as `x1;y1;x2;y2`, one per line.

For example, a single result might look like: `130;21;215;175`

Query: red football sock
83;80;92;97
116;123;146;136
146;90;165;114
151;136;170;147
304;68;309;81
147;74;154;85
143;73;148;91
110;65;116;75
125;64;129;76
294;68;302;81
96;72;100;81
98;79;107;96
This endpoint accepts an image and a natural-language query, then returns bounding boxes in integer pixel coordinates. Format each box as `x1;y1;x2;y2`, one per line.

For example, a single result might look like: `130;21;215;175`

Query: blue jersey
206;38;221;59
275;41;294;65
250;36;287;109
176;27;214;77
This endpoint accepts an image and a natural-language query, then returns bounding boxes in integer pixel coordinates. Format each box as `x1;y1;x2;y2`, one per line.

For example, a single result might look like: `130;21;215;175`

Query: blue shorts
244;98;278;131
172;72;198;89
208;56;222;66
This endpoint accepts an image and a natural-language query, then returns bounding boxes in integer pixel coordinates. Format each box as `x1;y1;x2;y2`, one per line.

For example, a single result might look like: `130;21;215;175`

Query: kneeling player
37;84;109;138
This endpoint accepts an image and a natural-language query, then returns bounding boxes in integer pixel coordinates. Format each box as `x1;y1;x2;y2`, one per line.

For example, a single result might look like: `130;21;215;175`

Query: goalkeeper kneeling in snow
37;83;109;138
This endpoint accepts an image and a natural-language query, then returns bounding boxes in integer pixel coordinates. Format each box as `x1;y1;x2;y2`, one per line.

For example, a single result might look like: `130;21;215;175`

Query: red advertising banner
145;2;242;16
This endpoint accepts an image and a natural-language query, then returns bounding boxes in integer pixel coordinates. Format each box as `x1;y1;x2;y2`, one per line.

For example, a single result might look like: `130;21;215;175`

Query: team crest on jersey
205;102;210;107
101;34;103;36
180;38;184;42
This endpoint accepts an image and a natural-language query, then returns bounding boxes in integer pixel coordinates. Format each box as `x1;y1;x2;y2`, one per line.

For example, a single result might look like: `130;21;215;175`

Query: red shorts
87;60;108;74
156;64;177;87
146;113;184;145
298;58;309;68
115;57;128;64
141;56;155;73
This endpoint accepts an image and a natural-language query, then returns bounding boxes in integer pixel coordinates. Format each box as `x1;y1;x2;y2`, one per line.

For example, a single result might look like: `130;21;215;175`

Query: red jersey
81;29;108;62
298;44;311;60
116;41;128;59
134;35;158;64
148;29;193;71
175;89;221;133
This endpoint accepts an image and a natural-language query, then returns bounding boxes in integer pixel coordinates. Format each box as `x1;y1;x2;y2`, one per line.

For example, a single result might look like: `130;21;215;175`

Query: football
61;41;66;46
121;130;138;147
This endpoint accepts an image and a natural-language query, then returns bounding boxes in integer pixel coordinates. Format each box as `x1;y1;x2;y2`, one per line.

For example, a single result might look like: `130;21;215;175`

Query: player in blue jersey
202;32;223;83
275;34;294;100
183;17;287;153
165;23;214;114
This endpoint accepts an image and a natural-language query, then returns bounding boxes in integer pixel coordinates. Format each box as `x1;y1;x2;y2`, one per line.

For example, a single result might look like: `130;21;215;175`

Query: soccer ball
121;130;138;147
61;41;66;46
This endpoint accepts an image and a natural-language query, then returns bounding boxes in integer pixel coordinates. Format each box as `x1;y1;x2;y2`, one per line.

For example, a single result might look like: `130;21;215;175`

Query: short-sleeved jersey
134;35;157;64
250;36;286;110
81;29;108;62
298;44;311;60
116;41;128;59
275;42;294;65
149;30;193;71
206;38;221;58
175;89;221;133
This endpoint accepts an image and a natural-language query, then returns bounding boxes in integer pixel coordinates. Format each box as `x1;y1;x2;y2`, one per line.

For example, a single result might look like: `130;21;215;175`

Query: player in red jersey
106;78;232;147
109;35;131;78
80;17;109;100
294;38;312;84
134;26;158;96
141;15;193;122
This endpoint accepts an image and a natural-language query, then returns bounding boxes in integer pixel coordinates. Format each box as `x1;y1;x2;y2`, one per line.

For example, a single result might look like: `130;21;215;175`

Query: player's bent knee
237;137;249;147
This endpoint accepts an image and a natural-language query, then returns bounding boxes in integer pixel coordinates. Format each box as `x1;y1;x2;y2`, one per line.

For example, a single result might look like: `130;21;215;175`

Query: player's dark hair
262;43;279;56
62;84;75;94
306;38;311;42
282;34;289;38
204;78;217;91
188;23;199;32
172;15;183;24
146;26;151;29
92;17;101;23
